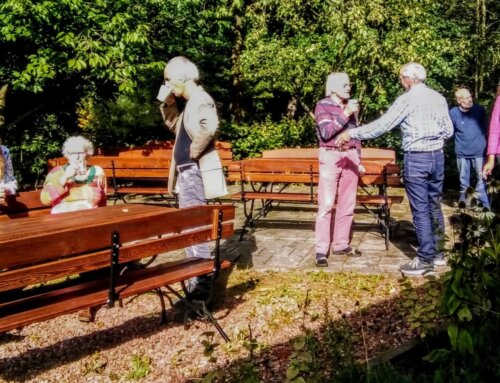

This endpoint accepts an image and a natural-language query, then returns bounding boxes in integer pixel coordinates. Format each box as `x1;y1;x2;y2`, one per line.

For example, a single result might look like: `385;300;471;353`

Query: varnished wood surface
260;147;397;163
0;204;235;270
0;258;232;333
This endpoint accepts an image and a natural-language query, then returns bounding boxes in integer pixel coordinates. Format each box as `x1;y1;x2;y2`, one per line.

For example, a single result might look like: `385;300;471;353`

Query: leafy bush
220;115;317;159
426;181;500;382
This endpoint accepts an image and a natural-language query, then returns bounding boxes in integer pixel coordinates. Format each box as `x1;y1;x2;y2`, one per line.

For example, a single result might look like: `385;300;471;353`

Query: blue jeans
456;157;490;208
403;151;445;264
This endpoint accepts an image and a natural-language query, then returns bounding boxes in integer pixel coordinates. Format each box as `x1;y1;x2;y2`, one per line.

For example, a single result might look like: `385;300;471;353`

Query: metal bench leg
239;199;256;241
155;288;168;324
382;205;390;250
164;285;230;342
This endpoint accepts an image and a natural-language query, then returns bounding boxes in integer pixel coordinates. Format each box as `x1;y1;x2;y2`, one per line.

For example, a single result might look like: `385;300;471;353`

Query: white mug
347;98;359;111
157;83;173;102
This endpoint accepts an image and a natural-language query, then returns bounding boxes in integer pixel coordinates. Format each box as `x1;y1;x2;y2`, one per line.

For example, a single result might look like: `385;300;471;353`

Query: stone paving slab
151;184;455;275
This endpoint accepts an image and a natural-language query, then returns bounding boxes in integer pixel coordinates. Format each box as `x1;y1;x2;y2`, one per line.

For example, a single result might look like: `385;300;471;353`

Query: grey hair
165;56;199;83
325;72;348;96
400;62;427;82
62;136;94;158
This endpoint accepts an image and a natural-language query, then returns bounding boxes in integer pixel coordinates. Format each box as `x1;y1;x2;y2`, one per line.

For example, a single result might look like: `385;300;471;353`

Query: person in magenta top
483;82;500;178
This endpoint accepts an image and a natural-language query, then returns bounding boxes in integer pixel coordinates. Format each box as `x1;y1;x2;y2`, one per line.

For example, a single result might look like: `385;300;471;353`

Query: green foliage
399;278;444;339
426;182;500;382
285;333;318;383
9;113;67;187
238;0;471;121
0;0;498;190
125;354;151;381
0;0;164;94
201;331;220;364
220;115;316;159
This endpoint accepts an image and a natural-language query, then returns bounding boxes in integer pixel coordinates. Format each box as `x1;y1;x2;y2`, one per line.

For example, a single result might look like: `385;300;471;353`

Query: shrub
219;115;317;159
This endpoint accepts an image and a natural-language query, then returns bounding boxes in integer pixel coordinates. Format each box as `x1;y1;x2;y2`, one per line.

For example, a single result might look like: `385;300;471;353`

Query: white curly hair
62;136;94;158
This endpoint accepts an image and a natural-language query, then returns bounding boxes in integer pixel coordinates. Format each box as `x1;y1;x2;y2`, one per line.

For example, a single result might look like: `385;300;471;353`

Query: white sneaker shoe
434;257;447;267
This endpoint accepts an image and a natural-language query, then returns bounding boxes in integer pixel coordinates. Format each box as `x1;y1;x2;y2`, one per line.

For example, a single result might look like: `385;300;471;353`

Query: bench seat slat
116;186;169;195
0;223;234;293
231;192;404;206
0;258;231;333
0;204;235;270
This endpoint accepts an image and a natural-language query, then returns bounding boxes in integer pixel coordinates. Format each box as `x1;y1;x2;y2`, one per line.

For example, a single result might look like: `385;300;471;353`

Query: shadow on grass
0;233;261;382
0;271;261;382
197;282;443;383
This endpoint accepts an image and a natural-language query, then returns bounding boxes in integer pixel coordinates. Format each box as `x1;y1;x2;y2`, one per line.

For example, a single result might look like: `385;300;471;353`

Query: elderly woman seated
41;136;106;213
41;135;107;322
0;142;18;204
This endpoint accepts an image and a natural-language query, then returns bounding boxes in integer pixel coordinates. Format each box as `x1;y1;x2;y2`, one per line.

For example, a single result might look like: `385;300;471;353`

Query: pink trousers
315;147;360;254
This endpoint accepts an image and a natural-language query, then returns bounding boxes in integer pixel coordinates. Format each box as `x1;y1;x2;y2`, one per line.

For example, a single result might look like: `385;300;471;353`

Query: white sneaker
434;257;447;267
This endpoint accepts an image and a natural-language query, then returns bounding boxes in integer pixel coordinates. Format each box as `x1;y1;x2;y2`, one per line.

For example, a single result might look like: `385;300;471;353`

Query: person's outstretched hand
334;130;351;146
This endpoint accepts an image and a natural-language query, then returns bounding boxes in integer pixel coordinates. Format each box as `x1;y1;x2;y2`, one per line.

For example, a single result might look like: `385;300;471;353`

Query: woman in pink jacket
483;82;500;177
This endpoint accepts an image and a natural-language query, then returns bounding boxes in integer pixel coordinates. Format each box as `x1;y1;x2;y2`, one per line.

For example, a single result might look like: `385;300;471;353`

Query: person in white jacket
159;56;227;300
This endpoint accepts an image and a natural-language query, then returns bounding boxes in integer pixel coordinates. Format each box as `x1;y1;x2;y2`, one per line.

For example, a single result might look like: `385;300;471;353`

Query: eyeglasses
68;152;86;156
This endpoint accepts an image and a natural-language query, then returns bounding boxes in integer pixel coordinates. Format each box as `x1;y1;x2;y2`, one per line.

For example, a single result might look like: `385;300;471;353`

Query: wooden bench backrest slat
48;157;170;169
262;148;318;159
0;190;46;213
261;147;396;164
112;169;169;178
0;258;232;332
48;141;232;169
0;222;234;293
0;205;235;270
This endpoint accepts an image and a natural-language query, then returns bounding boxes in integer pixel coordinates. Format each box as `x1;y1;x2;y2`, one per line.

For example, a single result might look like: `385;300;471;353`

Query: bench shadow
0;273;260;382
388;219;418;260
189;279;446;382
0;231;258;382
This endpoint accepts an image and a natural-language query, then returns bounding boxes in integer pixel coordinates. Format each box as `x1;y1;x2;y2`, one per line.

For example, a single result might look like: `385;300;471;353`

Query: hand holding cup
157;83;173;103
347;99;359;116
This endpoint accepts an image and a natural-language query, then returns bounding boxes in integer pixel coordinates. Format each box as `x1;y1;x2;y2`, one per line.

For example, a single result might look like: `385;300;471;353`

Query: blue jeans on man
456;157;490;208
403;151;445;266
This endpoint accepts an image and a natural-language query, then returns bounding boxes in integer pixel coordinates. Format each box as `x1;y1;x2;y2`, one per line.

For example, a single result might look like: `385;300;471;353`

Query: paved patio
149;185;455;275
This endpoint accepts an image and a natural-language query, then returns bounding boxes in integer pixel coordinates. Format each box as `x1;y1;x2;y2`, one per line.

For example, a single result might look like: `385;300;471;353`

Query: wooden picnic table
0;203;235;340
0;204;177;269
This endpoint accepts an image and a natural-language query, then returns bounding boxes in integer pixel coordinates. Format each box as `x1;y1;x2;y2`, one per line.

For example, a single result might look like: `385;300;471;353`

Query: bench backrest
0;204;235;293
227;158;400;187
0;190;50;219
261;147;396;164
47;141;234;175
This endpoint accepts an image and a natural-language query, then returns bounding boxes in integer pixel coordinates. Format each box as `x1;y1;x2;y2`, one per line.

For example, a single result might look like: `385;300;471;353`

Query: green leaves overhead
0;0;157;93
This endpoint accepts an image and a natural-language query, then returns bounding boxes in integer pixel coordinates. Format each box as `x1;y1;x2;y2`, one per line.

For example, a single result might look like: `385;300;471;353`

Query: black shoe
315;253;328;267
332;246;362;257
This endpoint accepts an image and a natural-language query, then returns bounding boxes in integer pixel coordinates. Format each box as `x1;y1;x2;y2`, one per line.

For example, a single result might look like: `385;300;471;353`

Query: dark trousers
403;151;445;264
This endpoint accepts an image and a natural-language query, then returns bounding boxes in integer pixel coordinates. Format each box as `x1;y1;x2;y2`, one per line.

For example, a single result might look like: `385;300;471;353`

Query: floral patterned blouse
40;165;107;214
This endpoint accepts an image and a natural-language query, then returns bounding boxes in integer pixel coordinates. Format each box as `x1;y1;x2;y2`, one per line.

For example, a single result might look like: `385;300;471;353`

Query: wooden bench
0;190;50;220
47;141;234;203
0;204;235;341
228;148;403;249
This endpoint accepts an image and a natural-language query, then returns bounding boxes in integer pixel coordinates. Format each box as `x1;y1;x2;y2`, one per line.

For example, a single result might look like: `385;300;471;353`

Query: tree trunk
230;10;245;123
474;0;486;96
286;96;298;119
